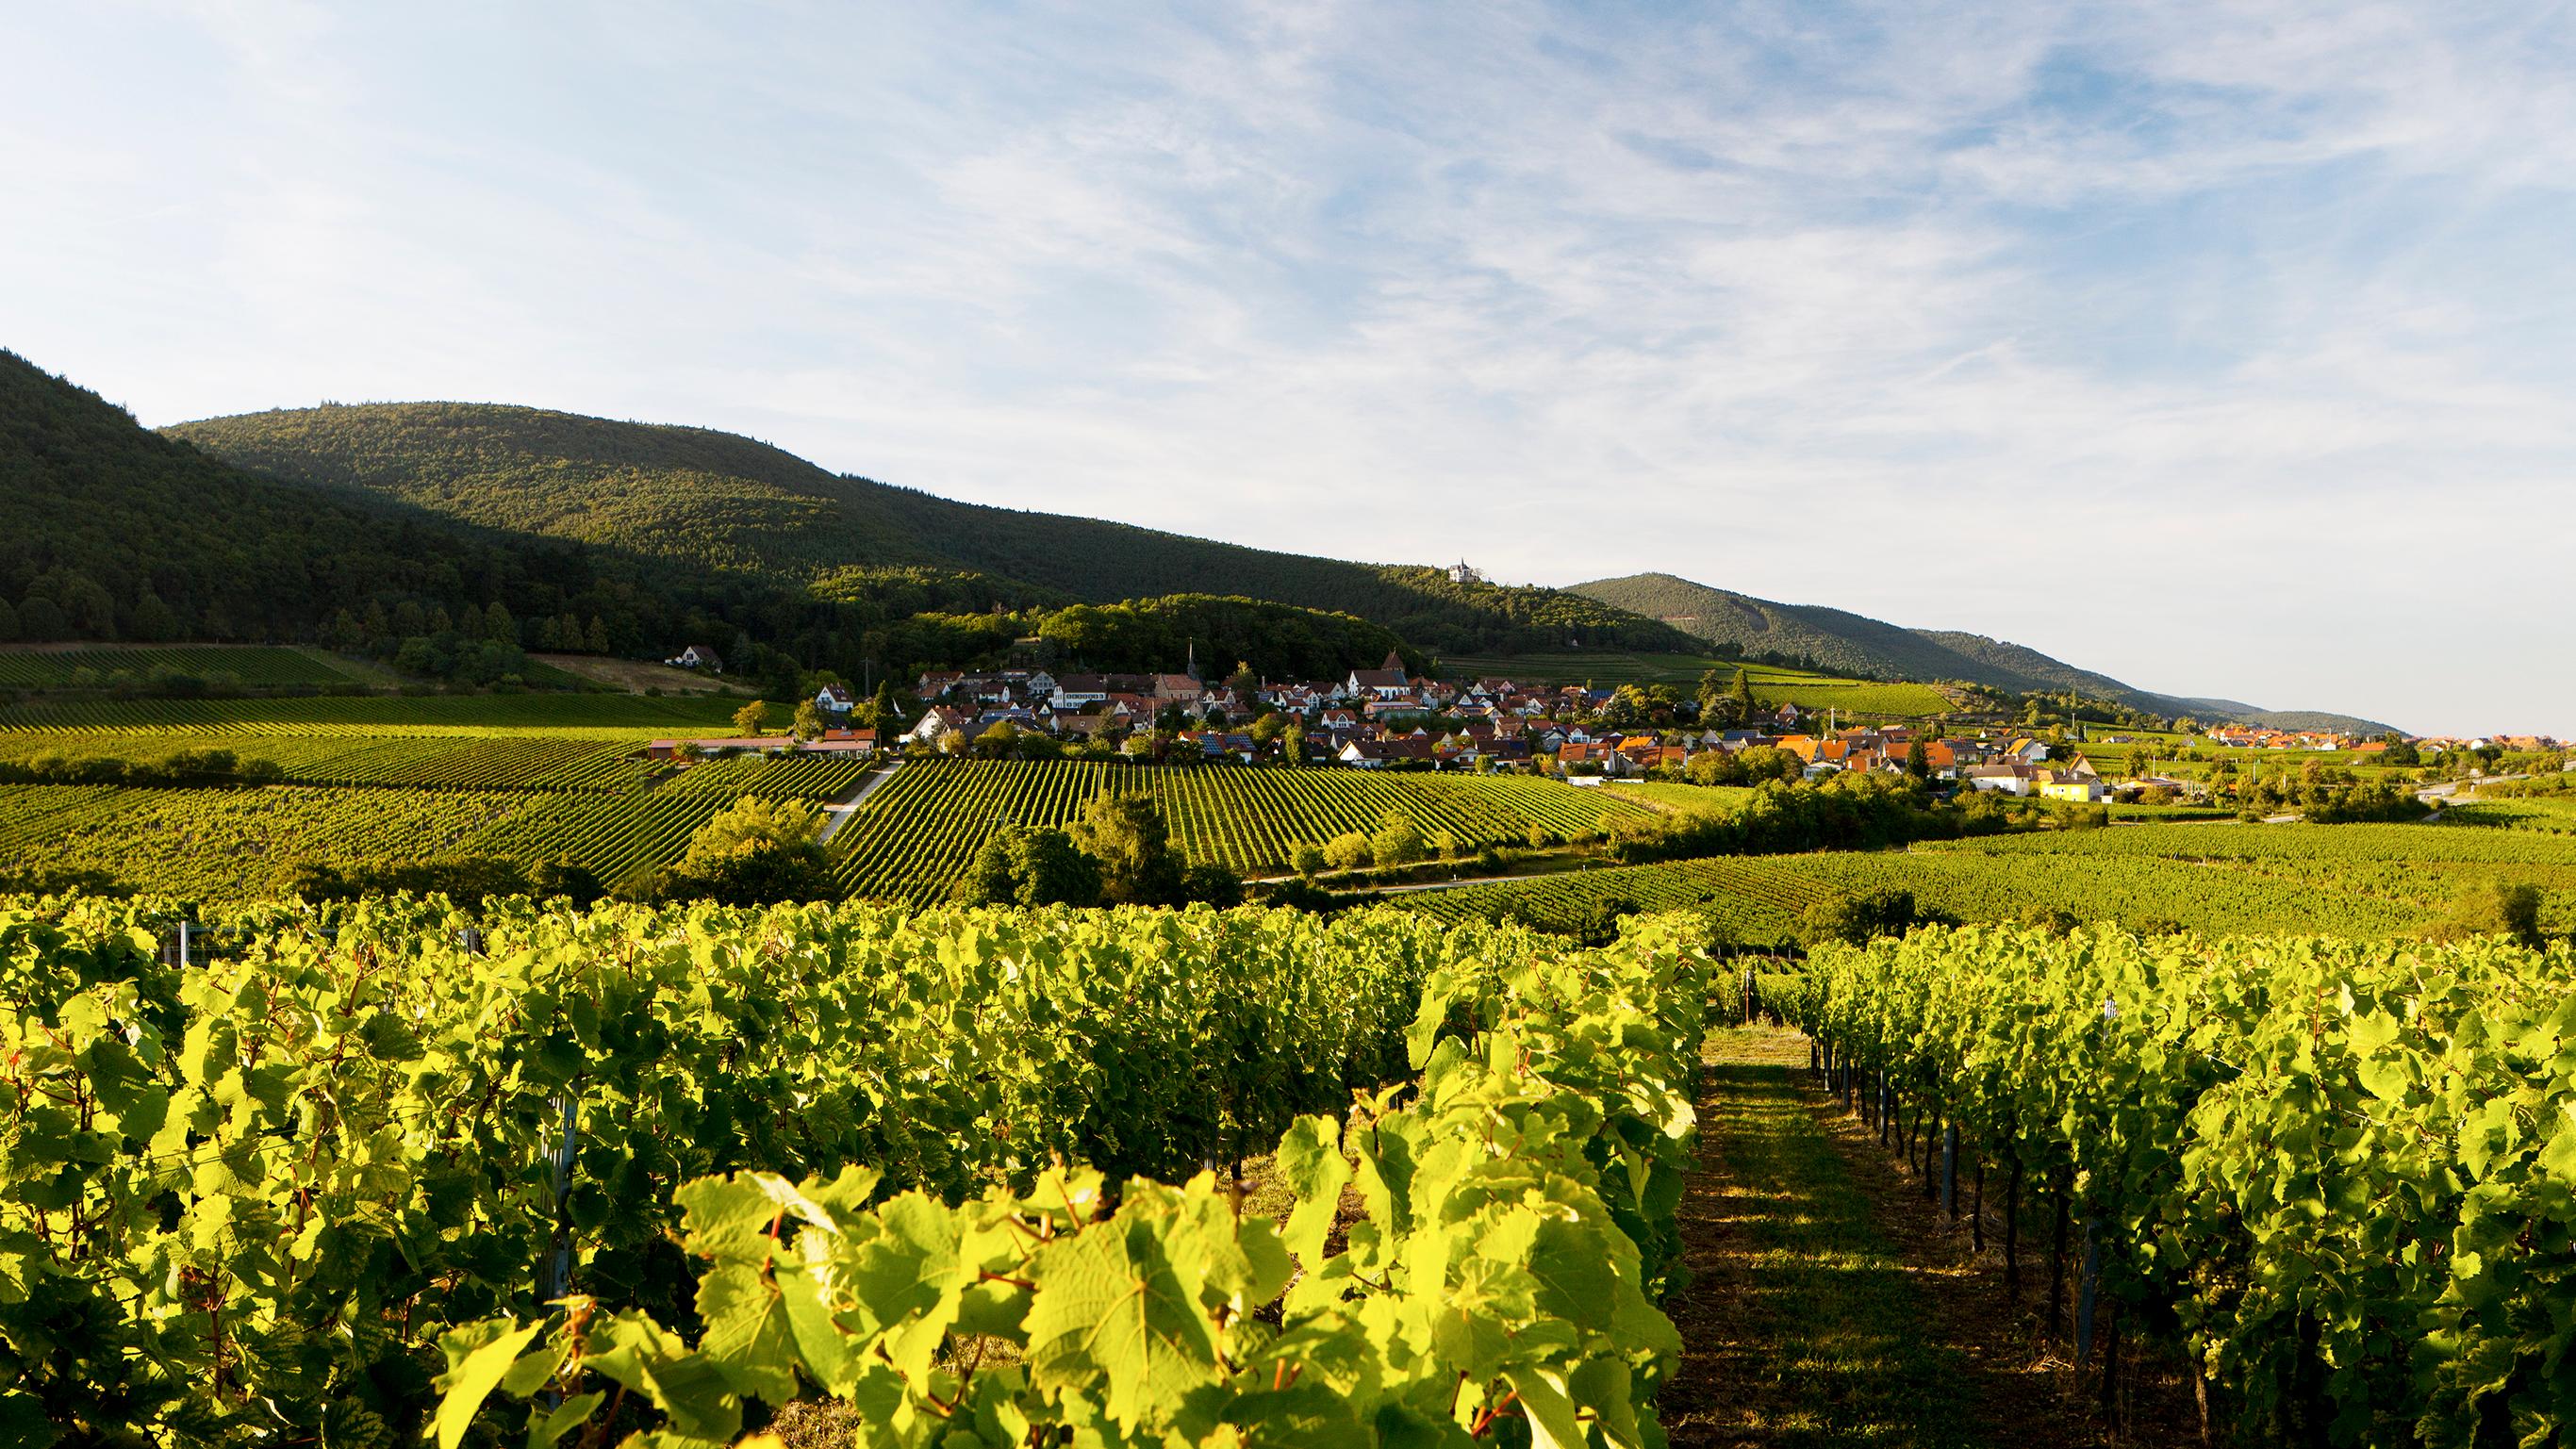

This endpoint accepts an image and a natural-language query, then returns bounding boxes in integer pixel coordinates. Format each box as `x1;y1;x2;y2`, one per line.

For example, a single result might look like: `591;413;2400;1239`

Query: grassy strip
1661;1027;1986;1447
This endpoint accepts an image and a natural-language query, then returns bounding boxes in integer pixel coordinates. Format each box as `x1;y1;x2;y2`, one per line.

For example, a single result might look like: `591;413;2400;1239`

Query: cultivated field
831;757;1651;903
0;693;740;736
1391;816;2572;943
1438;650;1958;716
0;643;368;687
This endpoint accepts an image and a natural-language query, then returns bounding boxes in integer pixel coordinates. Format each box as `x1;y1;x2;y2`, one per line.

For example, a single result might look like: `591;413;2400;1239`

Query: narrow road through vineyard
1657;1027;2156;1449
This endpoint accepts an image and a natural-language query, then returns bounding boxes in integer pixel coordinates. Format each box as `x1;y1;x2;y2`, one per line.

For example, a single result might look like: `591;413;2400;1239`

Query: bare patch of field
532;652;742;695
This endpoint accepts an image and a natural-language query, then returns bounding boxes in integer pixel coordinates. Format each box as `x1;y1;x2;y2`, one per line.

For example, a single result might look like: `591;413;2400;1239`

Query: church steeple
1186;639;1200;681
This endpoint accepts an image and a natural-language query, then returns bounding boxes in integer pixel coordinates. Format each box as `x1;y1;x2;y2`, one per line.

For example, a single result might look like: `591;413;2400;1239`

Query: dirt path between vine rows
1656;1026;2198;1448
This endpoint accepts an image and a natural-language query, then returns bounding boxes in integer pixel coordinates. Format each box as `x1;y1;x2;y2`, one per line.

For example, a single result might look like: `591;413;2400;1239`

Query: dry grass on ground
531;652;743;695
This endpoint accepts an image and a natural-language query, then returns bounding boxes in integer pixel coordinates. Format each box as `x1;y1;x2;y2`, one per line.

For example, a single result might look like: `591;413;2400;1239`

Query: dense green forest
0;353;646;651
1033;594;1420;679
166;401;1691;654
1575;571;2392;735
0;356;1606;695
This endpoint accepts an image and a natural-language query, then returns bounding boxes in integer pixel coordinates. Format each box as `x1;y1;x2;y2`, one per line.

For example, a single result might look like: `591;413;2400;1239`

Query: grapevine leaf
432;1319;543;1449
1502;1364;1587;1449
1214;1383;1371;1447
0;1391;58;1449
1026;1215;1224;1429
696;1261;799;1404
522;1391;603;1449
1277;1115;1351;1272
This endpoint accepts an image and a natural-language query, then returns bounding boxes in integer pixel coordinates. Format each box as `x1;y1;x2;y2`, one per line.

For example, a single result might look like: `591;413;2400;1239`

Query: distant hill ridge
165;402;1693;657
1572;572;2396;735
8;351;2396;731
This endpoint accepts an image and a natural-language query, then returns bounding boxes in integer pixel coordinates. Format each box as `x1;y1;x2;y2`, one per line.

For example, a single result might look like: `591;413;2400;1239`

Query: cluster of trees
1599;773;2068;867
2426;880;2564;950
2223;763;2429;823
953;794;1243;908
1295;813;1503;877
1036;596;1419;681
0;747;282;787
1799;889;1949;947
1676;743;1808;787
283;855;603;907
1693;667;1761;729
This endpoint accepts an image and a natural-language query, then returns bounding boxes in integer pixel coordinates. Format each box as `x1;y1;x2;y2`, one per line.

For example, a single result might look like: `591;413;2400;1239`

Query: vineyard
0;692;738;736
1395;854;1834;945
1390;828;2481;941
2451;796;2576;836
0;779;755;896
1438;650;1958;716
1;896;1708;1446
1919;819;2576;929
658;750;874;800
1605;780;1757;816
0;644;364;687
0;731;653;792
1769;926;2576;1443
829;757;1652;903
2;784;527;896
458;788;732;884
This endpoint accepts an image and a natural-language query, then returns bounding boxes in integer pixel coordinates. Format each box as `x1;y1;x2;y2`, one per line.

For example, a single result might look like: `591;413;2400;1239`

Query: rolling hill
1574;572;2397;735
4;349;2402;730
0;352;636;649
164;403;1695;657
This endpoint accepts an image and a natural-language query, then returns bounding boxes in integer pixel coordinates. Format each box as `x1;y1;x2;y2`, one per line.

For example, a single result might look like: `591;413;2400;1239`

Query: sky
5;2;2572;734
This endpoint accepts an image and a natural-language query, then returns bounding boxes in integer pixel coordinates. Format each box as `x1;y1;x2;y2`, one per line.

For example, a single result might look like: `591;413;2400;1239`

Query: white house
906;707;970;747
1346;663;1412;703
667;645;724;671
1051;674;1112;708
1963;763;2039;797
815;683;857;716
2002;738;2053;766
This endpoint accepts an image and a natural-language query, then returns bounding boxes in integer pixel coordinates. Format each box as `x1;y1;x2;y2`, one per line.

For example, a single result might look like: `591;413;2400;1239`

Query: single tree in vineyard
1074;791;1189;906
638;795;833;905
955;826;1102;907
733;699;771;737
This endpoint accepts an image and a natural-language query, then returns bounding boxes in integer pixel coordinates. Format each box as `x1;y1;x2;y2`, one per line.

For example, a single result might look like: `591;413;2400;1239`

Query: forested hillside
0;352;1662;695
1578;571;2393;733
0;353;641;649
167;402;1692;654
7;355;2398;725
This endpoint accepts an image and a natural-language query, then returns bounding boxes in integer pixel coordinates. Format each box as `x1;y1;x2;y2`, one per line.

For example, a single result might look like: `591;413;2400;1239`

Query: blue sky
6;2;2571;733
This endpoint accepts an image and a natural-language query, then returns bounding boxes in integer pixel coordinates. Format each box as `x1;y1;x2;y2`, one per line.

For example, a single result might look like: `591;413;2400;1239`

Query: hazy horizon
8;3;2572;734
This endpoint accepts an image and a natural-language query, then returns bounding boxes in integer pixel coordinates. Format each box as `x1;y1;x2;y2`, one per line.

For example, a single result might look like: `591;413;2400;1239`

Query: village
647;646;2566;802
